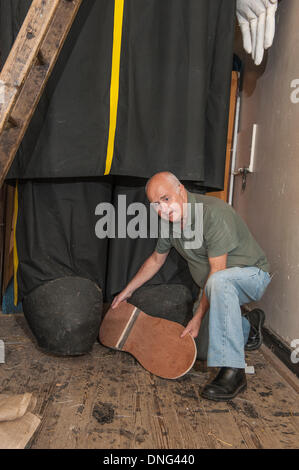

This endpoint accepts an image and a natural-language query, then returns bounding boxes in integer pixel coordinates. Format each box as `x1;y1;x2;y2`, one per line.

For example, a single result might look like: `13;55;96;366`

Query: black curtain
1;0;236;190
0;0;236;302
15;178;199;302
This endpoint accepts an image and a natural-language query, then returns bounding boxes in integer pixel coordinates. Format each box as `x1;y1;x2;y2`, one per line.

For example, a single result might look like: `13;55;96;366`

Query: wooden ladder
0;0;83;187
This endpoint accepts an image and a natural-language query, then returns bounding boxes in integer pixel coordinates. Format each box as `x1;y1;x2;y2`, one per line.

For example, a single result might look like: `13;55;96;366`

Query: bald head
145;172;180;196
146;172;187;224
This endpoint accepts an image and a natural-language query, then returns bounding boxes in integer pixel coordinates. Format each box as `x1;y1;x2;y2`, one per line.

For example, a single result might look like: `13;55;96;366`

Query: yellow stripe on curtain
104;0;125;175
13;181;19;306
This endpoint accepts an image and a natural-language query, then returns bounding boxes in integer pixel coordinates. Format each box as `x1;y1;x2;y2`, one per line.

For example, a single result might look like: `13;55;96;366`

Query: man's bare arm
111;250;169;309
181;253;227;338
195;253;228;318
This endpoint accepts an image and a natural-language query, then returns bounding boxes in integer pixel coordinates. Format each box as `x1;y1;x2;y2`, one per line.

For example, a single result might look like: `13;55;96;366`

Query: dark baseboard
262;327;299;379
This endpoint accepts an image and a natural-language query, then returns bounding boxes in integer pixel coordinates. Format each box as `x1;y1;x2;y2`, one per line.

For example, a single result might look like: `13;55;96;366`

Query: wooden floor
0;313;298;449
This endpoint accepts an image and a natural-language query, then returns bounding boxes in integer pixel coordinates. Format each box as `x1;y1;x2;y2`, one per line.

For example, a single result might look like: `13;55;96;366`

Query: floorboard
0;314;298;449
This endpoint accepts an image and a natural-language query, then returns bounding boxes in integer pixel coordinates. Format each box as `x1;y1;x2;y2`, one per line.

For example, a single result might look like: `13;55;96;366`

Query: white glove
236;0;278;65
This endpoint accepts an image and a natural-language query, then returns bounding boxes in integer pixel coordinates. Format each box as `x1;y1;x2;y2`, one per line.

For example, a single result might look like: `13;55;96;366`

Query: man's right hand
111;250;169;309
111;289;133;309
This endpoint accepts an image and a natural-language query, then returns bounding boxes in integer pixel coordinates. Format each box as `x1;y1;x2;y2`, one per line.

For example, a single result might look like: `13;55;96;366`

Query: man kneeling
112;172;272;401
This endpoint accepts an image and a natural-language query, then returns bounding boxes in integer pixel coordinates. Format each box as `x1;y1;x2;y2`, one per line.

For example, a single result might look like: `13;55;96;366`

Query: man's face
147;180;185;223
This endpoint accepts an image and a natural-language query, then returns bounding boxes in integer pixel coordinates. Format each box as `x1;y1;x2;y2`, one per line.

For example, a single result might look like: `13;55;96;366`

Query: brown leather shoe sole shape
99;301;197;380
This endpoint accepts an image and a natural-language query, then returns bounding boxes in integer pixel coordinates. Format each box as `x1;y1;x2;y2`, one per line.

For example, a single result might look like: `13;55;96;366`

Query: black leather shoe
201;367;247;401
244;308;265;351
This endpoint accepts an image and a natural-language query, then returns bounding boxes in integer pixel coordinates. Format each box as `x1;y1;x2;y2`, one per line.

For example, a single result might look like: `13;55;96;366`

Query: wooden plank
226;350;299;448
252;349;299;435
0;0;83;187
261;344;299;394
208;71;238;202
181;367;249;449
0;0;61;133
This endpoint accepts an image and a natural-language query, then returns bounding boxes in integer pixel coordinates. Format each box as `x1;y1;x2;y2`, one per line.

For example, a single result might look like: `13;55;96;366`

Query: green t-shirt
155;191;270;288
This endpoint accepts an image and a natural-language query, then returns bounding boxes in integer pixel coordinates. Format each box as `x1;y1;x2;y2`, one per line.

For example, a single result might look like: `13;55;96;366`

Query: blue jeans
193;267;272;368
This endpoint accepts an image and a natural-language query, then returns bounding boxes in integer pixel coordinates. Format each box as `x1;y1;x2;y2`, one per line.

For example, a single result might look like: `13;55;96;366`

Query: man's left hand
180;313;202;339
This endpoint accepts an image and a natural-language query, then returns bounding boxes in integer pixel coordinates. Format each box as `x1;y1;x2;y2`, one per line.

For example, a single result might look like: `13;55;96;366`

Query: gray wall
233;0;299;346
